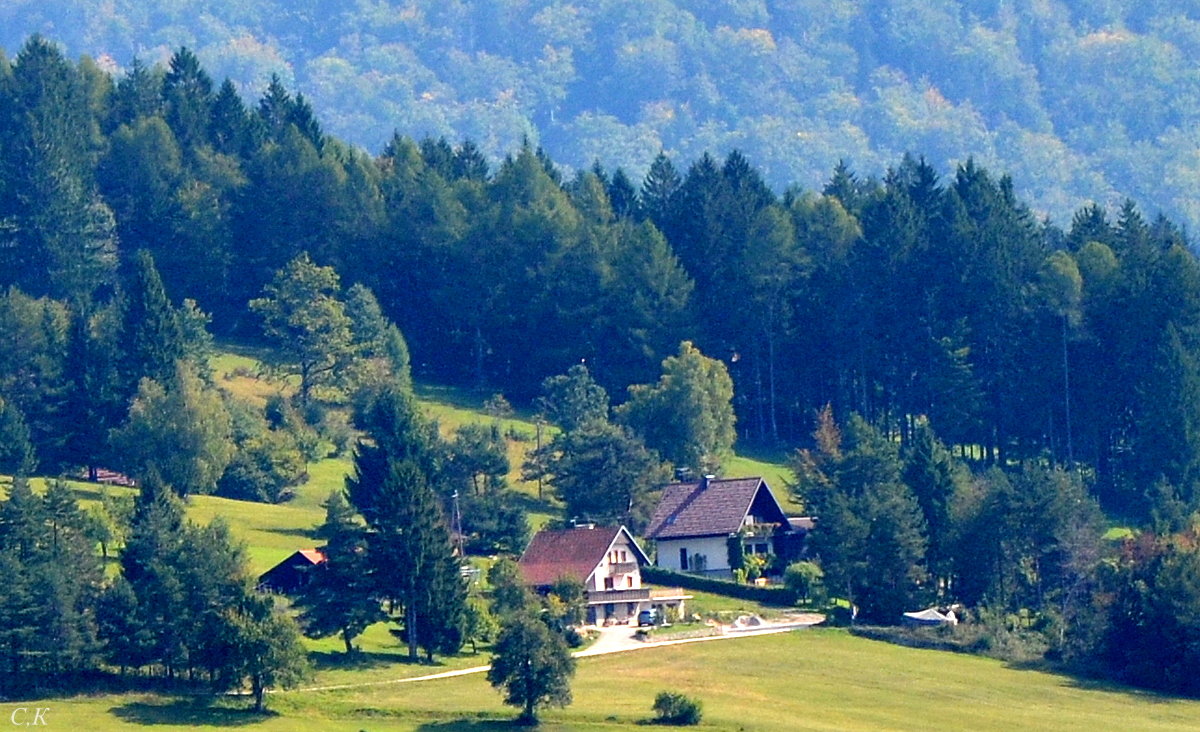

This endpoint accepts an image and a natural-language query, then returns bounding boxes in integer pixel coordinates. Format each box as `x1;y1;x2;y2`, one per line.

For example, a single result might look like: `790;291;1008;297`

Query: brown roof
645;476;789;540
518;525;648;587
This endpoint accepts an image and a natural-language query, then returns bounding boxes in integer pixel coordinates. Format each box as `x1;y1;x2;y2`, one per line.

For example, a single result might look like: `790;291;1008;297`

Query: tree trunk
474;325;486;389
342;628;354;655
768;326;779;443
1061;315;1074;466
253;675;265;712
406;603;419;661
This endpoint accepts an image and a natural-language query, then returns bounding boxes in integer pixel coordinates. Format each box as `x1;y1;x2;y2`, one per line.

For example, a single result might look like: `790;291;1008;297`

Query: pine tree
345;387;462;661
116;472;188;673
120;249;186;395
639;151;680;228
161;47;214;152
902;421;964;593
59;306;123;478
0;37;117;299
295;492;382;654
109;57;163;128
0;476;45;563
0;398;36;476
209;78;257;156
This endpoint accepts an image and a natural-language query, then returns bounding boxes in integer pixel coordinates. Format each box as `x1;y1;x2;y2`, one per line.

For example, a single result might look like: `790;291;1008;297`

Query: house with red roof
518;524;690;625
258;548;326;594
645;475;800;577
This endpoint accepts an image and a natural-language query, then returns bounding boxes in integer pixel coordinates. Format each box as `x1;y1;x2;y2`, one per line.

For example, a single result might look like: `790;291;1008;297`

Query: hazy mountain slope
4;0;1200;229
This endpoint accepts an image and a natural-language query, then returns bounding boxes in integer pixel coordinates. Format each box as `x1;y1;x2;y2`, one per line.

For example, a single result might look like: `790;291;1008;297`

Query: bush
783;561;826;604
652;691;702;725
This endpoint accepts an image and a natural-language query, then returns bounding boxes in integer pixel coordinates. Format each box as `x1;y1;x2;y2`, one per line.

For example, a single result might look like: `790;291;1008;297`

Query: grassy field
22;628;1200;731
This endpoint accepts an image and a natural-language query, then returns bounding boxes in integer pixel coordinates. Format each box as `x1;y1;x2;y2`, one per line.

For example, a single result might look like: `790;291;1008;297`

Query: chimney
700;474;715;491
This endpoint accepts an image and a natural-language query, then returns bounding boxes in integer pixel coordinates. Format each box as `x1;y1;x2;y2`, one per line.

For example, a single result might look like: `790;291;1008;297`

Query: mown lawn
25;629;1200;731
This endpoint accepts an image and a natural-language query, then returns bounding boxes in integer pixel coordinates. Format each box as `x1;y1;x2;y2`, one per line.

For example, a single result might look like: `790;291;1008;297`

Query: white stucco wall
589;531;643;590
656;535;732;572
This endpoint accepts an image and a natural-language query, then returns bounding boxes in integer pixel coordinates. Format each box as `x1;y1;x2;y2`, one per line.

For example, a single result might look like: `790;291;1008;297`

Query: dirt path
289;614;825;694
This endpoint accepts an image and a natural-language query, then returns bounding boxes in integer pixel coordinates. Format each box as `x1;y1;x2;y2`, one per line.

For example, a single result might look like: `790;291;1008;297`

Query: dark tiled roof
645;477;787;540
518;525;647;587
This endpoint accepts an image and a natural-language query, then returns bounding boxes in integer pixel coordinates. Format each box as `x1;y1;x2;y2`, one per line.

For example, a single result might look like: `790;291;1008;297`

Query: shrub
652;691;702;725
783;561;826;604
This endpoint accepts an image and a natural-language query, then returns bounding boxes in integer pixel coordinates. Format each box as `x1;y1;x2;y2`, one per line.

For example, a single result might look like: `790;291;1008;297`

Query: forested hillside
7;32;1200;704
5;1;1200;231
3;36;1200;525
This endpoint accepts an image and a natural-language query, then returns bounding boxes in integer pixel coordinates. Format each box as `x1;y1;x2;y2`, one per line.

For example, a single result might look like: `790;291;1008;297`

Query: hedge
642;566;799;606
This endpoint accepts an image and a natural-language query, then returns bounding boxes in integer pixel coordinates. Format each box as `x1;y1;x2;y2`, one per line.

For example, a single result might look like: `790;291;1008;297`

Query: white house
518;524;690;625
645;475;794;576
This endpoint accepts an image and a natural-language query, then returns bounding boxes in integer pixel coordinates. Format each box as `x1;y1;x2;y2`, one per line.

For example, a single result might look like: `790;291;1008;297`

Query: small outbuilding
258;548;325;595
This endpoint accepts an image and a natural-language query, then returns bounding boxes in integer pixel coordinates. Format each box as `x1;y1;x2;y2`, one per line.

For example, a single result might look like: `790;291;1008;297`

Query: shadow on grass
506;490;558;517
1003;659;1188;704
308;649;415;672
263;526;319;540
415;721;520;731
110;698;274;727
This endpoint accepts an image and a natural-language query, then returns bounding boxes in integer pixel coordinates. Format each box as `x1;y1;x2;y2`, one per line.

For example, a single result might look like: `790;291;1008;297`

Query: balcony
608;561;639;574
586;588;651;605
586;587;692;605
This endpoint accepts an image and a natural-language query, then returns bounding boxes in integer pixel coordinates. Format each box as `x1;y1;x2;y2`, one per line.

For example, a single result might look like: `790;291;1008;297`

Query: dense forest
3;34;1200;700
5;1;1200;233
3;36;1200;521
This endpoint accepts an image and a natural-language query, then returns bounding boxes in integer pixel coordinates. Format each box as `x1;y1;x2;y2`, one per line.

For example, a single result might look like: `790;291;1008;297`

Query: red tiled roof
645;477;788;540
518;525;646;587
297;548;326;565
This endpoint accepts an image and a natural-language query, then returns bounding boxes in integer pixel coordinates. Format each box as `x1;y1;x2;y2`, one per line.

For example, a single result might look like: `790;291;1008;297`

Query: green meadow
22;630;1200;731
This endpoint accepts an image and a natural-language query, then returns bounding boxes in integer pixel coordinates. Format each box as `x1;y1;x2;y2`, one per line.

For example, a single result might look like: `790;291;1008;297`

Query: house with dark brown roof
258;548;326;594
645;475;793;577
518;524;690;625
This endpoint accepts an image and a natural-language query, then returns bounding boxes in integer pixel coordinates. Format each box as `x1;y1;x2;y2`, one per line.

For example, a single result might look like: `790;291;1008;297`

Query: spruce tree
161;47;214;152
902;421;964;593
345;386;463;661
59;306;123;479
0;398;36;476
295;492;382;654
639;151;680;228
120;249;186;395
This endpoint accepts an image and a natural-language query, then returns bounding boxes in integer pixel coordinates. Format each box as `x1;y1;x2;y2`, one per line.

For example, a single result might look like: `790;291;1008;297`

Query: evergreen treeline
4;3;1200;233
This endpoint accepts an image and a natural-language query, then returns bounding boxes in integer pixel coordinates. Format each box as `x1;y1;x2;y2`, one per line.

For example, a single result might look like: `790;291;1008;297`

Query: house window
621;550;628;562
755;543;768;554
604;576;614;590
679;547;689;571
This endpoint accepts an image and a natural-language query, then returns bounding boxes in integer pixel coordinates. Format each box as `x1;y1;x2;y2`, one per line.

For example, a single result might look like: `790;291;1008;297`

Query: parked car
637;608;659;627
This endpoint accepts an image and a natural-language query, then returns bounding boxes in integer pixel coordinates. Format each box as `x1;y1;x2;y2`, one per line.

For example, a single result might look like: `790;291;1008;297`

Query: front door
679;547;689;571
